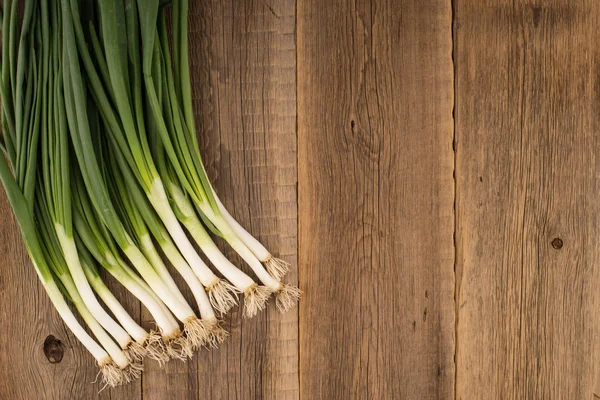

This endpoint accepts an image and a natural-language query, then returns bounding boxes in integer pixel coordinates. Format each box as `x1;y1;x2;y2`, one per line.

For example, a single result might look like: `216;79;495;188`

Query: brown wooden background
1;0;600;398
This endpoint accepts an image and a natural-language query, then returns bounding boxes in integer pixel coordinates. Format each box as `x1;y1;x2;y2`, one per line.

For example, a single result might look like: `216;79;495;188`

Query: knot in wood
43;335;64;364
551;238;563;250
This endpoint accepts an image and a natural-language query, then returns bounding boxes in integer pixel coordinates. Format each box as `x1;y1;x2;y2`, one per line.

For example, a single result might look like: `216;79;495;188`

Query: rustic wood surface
297;0;454;399
1;0;600;399
454;0;600;398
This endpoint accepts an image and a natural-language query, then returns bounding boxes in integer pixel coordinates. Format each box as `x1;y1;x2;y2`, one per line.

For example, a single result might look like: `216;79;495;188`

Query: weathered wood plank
455;1;600;398
141;1;299;399
297;0;455;398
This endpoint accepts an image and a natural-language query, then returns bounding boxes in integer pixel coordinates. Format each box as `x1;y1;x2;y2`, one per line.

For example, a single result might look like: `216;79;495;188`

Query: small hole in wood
551;238;563;250
43;335;64;364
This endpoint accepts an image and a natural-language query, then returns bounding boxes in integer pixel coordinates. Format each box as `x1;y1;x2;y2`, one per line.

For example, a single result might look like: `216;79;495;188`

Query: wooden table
1;0;600;398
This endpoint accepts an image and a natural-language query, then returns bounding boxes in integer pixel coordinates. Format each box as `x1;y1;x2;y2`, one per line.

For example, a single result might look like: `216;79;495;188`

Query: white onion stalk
169;182;270;318
56;226;134;350
121;243;190;321
147;179;238;315
81;257;149;362
85;277;148;362
154;238;216;318
122;239;208;353
214;194;290;280
101;253;178;364
72;187;180;361
200;205;302;314
58;271;140;384
139;234;221;347
153;236;225;330
114;256;180;331
119;229;225;347
0;149;126;387
43;270;122;387
139;234;188;306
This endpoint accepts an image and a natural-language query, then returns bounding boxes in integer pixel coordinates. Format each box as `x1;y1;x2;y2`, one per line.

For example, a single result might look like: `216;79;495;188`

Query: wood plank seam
452;0;459;399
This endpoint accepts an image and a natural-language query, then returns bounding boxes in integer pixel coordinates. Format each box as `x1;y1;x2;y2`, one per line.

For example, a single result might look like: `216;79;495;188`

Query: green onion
78;245;153;363
0;151;123;386
158;0;301;312
104;138;226;344
69;0;238;315
72;181;180;362
167;181;270;317
60;0;208;352
0;0;299;387
145;2;273;317
34;188;137;379
0;1;124;386
38;0;140;359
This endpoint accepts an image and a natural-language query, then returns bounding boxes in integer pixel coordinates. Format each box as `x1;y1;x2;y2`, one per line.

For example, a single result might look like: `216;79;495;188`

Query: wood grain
297;0;455;398
5;1;600;398
455;1;600;398
141;1;299;399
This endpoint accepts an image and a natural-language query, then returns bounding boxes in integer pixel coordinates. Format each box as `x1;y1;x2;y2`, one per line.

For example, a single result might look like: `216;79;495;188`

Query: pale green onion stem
213;194;272;262
61;0;199;326
81;257;149;345
147;179;220;288
0;153;111;375
58;272;130;369
55;225;133;349
114;256;180;330
139;234;188;306
169;183;255;292
199;206;282;291
43;275;112;366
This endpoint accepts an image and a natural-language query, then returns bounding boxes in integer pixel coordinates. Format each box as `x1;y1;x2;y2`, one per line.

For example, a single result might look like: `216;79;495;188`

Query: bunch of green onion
0;0;300;388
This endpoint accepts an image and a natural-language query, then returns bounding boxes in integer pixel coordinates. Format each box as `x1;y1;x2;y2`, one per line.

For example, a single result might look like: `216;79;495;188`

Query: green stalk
13;0;35;180
34;2;137;352
77;0;236;315
72;167;180;337
35;191;132;371
0;139;117;385
166;0;300;310
106;135;220;320
60;0;197;327
1;0;16;164
7;0;18;108
78;244;151;357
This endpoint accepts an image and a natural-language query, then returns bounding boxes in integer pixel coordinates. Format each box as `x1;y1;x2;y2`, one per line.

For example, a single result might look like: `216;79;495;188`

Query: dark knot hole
43;335;64;364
